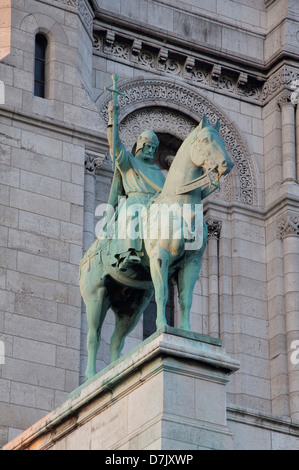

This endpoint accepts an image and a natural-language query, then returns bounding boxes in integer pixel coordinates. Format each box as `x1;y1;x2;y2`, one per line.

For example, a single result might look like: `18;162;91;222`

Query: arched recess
97;77;259;207
18;13;69;101
19;13;68;45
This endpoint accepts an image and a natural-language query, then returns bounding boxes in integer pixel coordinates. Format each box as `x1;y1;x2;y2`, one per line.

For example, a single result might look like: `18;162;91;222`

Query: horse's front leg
149;249;170;330
177;257;203;331
85;286;109;380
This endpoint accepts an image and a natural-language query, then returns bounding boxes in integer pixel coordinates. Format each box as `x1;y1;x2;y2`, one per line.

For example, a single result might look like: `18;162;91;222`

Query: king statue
106;99;165;271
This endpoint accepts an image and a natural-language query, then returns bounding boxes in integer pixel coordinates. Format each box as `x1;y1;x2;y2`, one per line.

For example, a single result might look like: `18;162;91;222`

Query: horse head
190;114;233;183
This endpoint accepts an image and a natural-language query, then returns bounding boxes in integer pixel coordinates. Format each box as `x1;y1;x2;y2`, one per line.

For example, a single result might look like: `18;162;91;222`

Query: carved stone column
277;213;299;420
279;95;296;183
83;151;105;253
207;219;222;338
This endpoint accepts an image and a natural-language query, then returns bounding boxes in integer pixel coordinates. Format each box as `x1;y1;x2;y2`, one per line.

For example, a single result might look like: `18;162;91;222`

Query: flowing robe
107;146;165;259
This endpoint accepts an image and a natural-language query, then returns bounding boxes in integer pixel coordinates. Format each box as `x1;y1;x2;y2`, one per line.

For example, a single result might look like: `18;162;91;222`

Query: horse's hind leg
110;289;153;362
110;312;141;363
85;287;109;380
149;249;170;330
177;258;202;331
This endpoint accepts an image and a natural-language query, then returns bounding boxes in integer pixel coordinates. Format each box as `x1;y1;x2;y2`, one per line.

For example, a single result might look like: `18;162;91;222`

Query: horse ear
214;119;221;132
199;114;208;130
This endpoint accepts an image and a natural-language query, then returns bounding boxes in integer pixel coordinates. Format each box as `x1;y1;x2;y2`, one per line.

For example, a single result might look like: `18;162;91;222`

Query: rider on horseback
107;101;166;271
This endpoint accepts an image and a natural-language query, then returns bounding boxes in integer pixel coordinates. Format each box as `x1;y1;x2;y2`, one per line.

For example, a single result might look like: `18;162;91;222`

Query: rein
154;163;219;202
154;126;223;202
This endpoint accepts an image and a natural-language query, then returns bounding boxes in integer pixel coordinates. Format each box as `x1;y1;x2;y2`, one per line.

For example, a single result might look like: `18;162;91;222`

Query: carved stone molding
78;0;94;37
54;0;78;8
264;0;276;6
262;65;299;104
93;29;261;103
98;77;257;206
206;219;222;240
278;89;293;107
84;151;106;175
119;108;195;150
277;214;299;240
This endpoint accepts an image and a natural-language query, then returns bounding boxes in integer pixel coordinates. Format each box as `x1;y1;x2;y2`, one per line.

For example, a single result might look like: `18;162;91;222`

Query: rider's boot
118;250;141;271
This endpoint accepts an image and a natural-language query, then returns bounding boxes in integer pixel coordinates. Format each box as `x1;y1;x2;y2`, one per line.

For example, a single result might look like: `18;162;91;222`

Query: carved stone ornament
262;65;299;104
54;0;78;8
97;77;257;206
84;151;106;174
78;0;94;37
93;30;261;103
278;89;293;107
277;214;299;239
206;219;222;240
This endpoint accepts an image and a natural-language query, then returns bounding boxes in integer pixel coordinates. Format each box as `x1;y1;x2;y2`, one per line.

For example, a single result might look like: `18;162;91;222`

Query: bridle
155;132;222;202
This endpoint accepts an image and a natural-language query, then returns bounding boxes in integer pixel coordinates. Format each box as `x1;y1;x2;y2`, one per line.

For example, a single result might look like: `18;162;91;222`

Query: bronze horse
79;115;233;380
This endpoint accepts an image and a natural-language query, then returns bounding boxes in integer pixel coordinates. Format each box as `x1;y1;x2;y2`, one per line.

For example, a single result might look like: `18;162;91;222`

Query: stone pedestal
3;327;239;450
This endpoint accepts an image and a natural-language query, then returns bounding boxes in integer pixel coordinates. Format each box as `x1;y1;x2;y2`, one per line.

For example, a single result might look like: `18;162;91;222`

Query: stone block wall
0;0;102;445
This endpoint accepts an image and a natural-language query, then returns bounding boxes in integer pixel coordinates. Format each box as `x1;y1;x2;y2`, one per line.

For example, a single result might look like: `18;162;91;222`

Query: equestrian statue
79;75;234;380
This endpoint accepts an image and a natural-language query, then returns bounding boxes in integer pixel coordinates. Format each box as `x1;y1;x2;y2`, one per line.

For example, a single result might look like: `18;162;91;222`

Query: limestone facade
0;0;299;449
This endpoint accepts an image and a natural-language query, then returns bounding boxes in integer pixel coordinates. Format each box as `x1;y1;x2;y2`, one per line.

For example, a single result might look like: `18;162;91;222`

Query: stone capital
277;214;299;240
207;219;222;240
84;151;106;175
278;90;293;108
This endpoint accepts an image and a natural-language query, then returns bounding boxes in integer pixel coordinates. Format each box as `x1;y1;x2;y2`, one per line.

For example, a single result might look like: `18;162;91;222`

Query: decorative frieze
262;65;299;104
277;214;299;239
78;0;94;37
278;89;293;107
93;30;262;104
119;108;195;151
54;0;78;7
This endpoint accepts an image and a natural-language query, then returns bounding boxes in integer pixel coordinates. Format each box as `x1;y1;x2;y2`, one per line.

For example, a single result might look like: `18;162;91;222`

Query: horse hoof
156;322;167;331
85;369;96;381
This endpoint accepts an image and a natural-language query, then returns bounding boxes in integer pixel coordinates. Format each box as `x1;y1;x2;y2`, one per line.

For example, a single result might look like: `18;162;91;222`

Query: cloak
104;152;165;258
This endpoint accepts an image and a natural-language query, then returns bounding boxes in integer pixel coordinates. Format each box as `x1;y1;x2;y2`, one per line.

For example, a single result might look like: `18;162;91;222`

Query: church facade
0;0;299;449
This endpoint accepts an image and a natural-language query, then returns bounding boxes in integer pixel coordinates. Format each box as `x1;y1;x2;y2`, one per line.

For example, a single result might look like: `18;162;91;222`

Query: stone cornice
93;6;266;70
0;106;108;152
264;0;277;7
93;24;263;106
227;404;299;435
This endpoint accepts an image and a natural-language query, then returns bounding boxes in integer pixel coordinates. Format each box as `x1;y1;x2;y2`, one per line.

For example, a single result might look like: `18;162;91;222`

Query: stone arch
19;13;68;45
97;77;259;207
